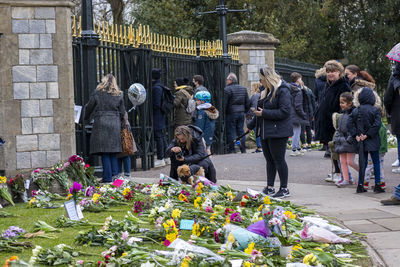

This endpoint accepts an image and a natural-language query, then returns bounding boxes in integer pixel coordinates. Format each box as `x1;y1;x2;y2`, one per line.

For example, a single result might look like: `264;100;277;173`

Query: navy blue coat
334;107;357;153
224;82;250;114
152;79;166;130
303;87;316;125
347;88;381;152
290;83;308;126
247;80;293;139
314;77;350;143
314;75;326;105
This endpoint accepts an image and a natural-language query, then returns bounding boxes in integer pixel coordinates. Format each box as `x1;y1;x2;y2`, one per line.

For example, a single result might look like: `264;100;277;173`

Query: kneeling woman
166;125;216;183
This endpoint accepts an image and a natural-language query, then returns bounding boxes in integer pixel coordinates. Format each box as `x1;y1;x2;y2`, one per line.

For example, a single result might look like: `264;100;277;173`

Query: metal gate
72;19;240;171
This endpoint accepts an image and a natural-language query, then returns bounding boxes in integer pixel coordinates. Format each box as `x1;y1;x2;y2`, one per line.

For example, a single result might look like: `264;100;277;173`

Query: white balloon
128;83;146;107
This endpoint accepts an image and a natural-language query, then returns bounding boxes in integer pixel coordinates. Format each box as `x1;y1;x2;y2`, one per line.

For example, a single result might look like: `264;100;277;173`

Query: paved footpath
133;148;400;267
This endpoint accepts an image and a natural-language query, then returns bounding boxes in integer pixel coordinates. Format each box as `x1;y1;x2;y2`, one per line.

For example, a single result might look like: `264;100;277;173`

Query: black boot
374;184;385;193
356;184;367;193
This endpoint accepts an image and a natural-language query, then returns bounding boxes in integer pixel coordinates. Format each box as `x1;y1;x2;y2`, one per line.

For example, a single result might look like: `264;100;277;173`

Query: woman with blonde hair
247;66;293;198
84;74;126;183
314;60;351;159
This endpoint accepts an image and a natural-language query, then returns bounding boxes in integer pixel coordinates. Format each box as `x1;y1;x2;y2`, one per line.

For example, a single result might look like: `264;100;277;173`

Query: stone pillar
0;0;75;176
227;30;280;91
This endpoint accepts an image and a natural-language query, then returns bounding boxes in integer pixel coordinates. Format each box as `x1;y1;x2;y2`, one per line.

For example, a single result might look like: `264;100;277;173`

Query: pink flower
205;206;214;213
121;231;129;241
31;190;38;197
164;239;171;246
230;212;242;223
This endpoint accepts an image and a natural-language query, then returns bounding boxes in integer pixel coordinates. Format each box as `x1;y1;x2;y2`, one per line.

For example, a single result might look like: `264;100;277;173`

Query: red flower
111;196;114;199
243;195;249;199
84;164;90;168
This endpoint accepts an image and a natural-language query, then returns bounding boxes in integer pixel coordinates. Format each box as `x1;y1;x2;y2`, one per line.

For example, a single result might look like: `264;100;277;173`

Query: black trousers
261;137;289;188
154;129;168;160
169;156;217;183
300;125;312;145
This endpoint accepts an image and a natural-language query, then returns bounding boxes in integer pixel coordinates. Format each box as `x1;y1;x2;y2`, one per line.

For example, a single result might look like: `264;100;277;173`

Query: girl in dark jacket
314;60;351;158
248;66;293;198
333;92;358;187
384;61;400;172
347;87;384;193
166;125;216;183
84;74;126;183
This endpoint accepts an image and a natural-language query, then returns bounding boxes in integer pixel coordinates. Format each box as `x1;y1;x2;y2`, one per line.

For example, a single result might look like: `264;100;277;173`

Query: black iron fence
72;19;240;171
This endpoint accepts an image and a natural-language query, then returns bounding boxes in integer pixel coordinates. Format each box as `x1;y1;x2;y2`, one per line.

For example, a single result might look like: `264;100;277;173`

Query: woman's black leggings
261;137;289;188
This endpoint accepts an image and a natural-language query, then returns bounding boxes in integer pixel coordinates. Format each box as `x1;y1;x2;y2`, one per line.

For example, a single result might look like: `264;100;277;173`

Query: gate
72;19;240;171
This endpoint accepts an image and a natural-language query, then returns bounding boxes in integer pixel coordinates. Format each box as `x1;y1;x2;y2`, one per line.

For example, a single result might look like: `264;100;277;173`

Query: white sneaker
290;150;300;156
392;159;400;167
325;174;334;182
333;173;342;182
393;167;400;174
154;159;166;168
164;158;171;165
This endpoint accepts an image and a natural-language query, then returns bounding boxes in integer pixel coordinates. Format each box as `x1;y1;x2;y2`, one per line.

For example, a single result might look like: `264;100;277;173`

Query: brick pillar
0;0;75;176
227;30;280;92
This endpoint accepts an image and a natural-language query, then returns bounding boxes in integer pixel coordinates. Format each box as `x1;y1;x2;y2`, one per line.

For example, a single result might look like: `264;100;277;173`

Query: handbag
121;123;136;155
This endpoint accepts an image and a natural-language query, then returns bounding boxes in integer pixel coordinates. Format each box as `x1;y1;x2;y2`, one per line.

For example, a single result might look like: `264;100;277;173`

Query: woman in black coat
384;62;400;169
314;60;351;157
84;74;126;183
165;125;216;183
248;66;293;198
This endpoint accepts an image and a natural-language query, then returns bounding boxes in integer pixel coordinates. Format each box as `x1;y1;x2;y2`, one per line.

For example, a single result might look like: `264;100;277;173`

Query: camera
176;151;184;159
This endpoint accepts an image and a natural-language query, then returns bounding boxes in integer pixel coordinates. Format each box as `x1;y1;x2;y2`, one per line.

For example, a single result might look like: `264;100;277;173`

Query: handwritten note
64;200;83;221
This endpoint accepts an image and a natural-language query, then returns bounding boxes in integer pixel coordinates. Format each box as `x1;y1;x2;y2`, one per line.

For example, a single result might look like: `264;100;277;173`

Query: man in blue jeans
224;73;250;153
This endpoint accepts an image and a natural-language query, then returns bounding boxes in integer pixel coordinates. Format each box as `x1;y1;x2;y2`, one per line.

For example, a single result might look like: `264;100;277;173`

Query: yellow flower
66;194;72;200
171;209;181;219
194;197;202;209
225;191;234;201
243;261;252;267
292;244;303;251
263;196;271;204
210;212;217;222
282;225;286;231
28;197;36;206
92;193;100;202
257;204;264;211
323;243;329;247
244;242;255;254
284;210;296;219
225;216;230;224
178;193;188;202
121;252;127;257
192;222;202;237
122;188;130;196
166;232;178;242
227;233;235;243
315;247;323;251
0;176;7;184
181;258;190;267
196;182;204;194
303;253;317;265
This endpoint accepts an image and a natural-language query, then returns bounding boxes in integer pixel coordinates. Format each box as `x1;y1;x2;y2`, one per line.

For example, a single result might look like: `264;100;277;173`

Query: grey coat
333;107;357;153
84;90;125;154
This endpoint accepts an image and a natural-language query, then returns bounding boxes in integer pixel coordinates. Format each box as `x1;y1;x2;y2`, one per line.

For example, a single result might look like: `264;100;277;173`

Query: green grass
0;202;136;264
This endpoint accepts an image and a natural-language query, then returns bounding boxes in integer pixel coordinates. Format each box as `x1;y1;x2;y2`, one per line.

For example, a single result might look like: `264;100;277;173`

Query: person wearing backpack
152;69;169;167
224;72;250;153
173;77;194;128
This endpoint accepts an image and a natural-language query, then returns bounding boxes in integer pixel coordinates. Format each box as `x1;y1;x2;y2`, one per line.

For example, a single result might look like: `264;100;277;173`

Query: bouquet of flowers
0;176;14;206
8;173;28;202
31;168;52;191
64;155;97;187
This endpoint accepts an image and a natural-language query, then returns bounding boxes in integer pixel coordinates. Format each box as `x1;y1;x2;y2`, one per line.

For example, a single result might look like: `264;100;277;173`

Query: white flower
251;212;261;223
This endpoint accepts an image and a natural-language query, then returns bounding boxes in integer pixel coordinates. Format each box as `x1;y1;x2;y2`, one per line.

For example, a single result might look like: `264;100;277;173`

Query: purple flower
121;231;129;241
213;230;220;243
70;181;82;194
1;226;25;239
134;201;144;213
85;186;95;197
230;212;242;223
180;190;190;197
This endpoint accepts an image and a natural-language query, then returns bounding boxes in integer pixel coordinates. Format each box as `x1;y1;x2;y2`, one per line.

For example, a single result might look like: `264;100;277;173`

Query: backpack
180;89;196;114
160;85;174;114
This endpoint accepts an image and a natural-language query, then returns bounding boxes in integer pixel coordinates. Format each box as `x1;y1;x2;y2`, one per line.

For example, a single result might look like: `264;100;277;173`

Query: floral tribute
1;173;368;267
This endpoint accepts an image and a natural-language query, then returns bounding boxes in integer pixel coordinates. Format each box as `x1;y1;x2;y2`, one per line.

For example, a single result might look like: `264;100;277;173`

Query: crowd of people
83;58;400;202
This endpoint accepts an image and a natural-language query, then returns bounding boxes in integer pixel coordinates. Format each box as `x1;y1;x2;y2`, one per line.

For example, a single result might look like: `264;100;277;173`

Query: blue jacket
247;80;293;139
195;104;219;146
347;88;381;152
290;83;308;126
152;79;165;130
224;82;250;114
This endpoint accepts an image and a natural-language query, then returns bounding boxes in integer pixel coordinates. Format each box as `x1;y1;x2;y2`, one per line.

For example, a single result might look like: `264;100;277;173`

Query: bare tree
106;0;124;25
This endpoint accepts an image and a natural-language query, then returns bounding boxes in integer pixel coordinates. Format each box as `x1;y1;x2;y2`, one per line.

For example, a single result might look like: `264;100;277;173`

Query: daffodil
196;182;204;194
257;204;264;211
194;197;202;209
121;252;127;257
263;196;272;204
0;176;7;184
171;209;181;219
243;262;252;267
244;242;255;254
292;244;303;251
178;193;188;202
227;232;235;243
66;194;72;200
92;193;100;202
122;188;130;196
284;210;296;219
181;258;190;267
303;253;317;265
29;197;36;206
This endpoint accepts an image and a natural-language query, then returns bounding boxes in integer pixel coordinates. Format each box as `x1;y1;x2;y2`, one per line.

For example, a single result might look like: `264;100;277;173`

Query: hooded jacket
152;79;166;130
384;62;400;135
350;78;375;93
195;103;219;146
314;67;327;104
333;107;358;153
289;83;308;126
173;85;194;126
347;87;381;152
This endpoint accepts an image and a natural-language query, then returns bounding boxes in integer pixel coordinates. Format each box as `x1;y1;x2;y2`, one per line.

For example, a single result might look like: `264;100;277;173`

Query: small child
333;92;359;187
347;87;385;193
194;91;219;155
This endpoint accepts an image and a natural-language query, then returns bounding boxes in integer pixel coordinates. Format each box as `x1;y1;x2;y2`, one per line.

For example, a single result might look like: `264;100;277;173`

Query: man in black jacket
224;73;250;153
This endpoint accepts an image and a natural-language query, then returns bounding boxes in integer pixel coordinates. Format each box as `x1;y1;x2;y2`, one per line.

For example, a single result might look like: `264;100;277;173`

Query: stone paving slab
367;231;400;249
346;223;390;233
376;249;400;267
344;219;374;225
370;218;400;231
324;209;399;221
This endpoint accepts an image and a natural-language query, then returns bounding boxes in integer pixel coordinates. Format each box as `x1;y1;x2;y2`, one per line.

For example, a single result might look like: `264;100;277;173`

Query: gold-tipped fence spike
124;26;127;46
78;16;82;37
167;36;171;53
110;23;114;43
147;25;150;46
72;15;76;37
156;33;159;52
114;24;119;44
119;25;123;45
142;24;146;46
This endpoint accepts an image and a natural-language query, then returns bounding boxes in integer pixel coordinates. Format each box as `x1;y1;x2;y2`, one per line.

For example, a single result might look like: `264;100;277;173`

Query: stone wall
0;0;75;176
227;30;280;92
